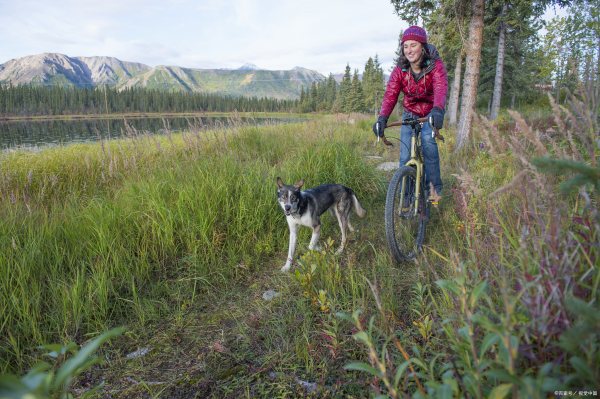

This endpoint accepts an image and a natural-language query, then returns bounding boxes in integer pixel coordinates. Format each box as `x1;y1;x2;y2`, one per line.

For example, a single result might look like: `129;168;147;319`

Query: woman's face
403;40;424;64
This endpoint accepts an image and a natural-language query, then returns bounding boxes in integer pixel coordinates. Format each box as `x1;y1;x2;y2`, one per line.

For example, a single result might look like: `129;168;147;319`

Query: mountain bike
380;116;442;262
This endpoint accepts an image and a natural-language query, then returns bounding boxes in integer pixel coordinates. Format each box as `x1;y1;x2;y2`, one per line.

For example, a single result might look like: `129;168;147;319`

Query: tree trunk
593;37;600;120
555;49;565;103
456;0;485;150
490;3;507;120
447;52;462;127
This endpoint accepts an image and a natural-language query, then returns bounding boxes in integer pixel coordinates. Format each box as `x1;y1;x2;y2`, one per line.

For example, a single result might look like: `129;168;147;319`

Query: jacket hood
426;44;441;62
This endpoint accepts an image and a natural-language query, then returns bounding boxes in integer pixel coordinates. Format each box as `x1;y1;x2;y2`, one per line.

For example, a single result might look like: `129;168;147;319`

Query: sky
0;0;408;76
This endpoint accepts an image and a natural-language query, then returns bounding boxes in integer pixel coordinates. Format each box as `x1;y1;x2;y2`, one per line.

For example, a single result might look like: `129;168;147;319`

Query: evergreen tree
350;69;366;112
298;86;309;112
325;74;338;111
309;81;318;112
362;56;386;114
337;64;353;113
541;2;598;106
390;0;436;25
362;57;375;111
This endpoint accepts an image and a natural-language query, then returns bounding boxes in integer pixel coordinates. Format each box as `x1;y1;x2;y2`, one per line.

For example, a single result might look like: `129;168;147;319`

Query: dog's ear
276;177;284;189
294;179;304;189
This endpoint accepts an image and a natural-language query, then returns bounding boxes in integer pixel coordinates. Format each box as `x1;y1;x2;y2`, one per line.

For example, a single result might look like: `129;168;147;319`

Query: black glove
372;115;388;137
429;107;445;129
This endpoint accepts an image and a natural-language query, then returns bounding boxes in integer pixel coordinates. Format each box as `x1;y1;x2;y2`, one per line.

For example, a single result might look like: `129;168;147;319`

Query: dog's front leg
282;222;298;272
308;223;321;251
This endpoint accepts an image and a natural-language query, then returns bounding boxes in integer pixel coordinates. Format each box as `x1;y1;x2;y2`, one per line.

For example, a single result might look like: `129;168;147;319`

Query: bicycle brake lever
433;128;445;143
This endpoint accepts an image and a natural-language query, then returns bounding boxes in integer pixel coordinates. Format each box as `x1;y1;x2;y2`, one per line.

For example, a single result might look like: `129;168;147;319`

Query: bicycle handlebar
379;116;445;143
385;117;428;128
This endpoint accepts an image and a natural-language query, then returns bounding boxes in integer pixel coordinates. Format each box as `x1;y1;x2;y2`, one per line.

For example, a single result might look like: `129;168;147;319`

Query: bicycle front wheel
384;166;428;263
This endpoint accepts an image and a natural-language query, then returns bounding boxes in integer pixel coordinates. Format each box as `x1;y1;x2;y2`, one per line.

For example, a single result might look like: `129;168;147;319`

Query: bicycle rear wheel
384;166;429;263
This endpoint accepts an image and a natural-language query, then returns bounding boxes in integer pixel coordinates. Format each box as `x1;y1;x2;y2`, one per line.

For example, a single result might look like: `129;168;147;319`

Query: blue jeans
398;111;443;195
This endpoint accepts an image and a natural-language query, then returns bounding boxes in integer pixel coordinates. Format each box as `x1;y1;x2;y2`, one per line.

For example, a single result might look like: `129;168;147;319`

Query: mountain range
0;53;326;99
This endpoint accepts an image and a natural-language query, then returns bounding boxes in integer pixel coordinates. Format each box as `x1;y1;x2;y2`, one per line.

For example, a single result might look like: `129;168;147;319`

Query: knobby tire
384;166;429;263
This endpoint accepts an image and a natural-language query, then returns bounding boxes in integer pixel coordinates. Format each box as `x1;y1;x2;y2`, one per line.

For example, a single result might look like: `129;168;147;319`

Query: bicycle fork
399;133;423;217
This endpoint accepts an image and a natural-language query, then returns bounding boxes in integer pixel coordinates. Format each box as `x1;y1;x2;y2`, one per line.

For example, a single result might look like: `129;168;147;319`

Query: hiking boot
400;205;412;218
427;183;442;208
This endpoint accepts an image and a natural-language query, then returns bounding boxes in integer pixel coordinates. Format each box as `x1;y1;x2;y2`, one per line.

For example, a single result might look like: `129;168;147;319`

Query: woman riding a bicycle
373;25;448;200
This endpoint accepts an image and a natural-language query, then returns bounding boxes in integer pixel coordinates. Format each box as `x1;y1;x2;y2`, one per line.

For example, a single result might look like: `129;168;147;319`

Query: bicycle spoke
385;166;429;263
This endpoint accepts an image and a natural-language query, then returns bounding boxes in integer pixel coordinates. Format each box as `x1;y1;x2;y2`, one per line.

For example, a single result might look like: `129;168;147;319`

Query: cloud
0;0;406;74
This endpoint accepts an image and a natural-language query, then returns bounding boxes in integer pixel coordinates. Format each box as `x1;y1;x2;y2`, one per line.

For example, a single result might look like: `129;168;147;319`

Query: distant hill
0;53;326;99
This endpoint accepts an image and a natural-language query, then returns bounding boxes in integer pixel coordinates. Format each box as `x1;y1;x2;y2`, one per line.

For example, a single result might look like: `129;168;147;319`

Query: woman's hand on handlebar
372;115;388;137
372;115;393;146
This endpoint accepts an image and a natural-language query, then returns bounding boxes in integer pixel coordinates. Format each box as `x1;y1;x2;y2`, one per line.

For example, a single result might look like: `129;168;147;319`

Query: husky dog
276;177;366;272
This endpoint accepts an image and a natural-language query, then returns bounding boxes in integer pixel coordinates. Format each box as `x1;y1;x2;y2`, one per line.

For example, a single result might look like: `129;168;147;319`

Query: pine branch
533;156;600;192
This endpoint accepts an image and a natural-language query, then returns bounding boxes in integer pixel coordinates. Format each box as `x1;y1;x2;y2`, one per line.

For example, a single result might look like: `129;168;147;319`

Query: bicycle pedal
399;207;412;219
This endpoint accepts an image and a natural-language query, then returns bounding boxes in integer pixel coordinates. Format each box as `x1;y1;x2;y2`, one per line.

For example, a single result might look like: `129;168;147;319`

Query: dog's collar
285;211;299;218
285;206;302;219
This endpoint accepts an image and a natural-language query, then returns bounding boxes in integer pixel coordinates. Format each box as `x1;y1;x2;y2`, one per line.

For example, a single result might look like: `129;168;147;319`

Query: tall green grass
0;117;382;372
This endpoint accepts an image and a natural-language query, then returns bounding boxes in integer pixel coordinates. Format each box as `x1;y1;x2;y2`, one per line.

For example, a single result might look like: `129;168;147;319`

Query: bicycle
378;116;443;262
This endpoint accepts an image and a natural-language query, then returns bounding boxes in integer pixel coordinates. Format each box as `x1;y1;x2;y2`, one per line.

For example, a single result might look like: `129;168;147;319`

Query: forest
0;84;298;116
393;0;598;149
297;57;387;113
303;0;599;131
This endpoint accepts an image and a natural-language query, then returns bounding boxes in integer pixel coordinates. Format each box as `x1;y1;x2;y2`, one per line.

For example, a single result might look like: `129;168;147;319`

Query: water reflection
0;116;296;151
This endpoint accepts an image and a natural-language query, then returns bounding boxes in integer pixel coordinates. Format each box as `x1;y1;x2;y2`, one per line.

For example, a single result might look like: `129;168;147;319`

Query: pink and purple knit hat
402;26;427;44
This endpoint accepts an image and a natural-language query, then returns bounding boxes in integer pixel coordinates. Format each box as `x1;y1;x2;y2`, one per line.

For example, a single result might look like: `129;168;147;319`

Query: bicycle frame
394;119;425;217
400;125;424;216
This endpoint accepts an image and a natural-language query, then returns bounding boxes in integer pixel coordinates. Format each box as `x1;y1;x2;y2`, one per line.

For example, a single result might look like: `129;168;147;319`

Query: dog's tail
352;192;366;218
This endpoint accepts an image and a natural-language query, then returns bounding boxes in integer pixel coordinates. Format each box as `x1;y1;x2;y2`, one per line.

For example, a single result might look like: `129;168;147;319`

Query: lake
0;115;299;151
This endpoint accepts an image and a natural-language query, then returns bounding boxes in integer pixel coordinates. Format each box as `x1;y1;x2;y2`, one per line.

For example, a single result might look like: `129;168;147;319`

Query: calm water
0;116;297;151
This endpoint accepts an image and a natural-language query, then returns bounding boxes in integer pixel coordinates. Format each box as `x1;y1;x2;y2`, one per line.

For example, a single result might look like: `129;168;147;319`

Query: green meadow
0;117;382;370
0;105;598;397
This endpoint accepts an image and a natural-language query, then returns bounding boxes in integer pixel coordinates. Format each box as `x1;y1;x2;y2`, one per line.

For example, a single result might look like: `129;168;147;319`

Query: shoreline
0;111;308;123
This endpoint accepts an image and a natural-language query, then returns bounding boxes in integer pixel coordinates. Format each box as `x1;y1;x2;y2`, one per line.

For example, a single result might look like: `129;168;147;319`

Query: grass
337;95;599;397
0;99;597;398
0;115;385;374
